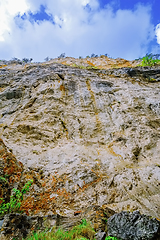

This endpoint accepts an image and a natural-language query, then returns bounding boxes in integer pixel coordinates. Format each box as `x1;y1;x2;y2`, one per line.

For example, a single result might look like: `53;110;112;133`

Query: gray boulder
107;210;160;240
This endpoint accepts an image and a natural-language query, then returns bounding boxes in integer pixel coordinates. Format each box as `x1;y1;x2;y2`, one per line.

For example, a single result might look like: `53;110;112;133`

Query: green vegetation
86;66;99;70
72;63;99;70
24;219;95;240
0;176;7;183
0;179;33;216
140;54;160;67
72;63;86;69
105;237;119;240
24;218;121;240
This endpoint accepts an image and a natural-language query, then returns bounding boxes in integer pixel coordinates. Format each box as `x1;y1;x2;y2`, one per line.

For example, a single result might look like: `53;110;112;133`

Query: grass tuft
24;219;95;240
105;237;120;240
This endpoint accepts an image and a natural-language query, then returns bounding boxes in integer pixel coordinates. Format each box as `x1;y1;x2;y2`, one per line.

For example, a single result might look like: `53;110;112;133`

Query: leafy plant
141;54;160;66
0;176;7;183
0;179;33;216
81;219;87;226
58;53;66;58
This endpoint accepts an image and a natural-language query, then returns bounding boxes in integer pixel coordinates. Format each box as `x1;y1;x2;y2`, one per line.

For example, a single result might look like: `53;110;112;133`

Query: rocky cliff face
0;57;160;219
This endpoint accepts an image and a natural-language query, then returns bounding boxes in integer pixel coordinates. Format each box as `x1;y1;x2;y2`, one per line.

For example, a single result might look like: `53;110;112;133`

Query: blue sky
0;0;160;61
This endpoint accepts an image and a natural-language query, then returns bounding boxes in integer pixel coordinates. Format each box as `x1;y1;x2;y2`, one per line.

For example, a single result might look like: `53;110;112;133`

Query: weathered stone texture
0;59;160;219
107;211;160;240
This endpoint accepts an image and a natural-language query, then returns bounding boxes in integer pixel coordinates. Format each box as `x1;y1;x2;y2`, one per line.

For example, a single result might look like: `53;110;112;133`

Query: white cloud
0;0;156;61
0;0;29;41
155;23;160;44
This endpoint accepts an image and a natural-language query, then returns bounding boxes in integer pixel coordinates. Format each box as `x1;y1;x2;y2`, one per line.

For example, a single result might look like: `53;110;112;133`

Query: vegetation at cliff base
105;237;119;240
25;219;95;240
24;218;120;240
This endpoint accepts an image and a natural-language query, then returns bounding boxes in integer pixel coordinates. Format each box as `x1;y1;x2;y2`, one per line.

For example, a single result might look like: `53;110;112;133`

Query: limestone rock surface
0;57;160;219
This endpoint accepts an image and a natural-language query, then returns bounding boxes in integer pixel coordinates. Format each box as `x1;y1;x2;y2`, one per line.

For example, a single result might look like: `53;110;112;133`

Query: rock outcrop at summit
0;57;160;220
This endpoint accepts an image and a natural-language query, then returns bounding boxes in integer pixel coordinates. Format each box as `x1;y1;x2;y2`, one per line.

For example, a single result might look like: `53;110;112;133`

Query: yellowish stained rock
0;57;160;219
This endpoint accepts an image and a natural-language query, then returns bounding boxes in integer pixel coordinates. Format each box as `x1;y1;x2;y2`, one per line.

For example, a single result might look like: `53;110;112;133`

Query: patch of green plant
0;176;7;183
0;179;33;217
24;219;95;240
71;63;99;70
140;54;160;67
105;237;120;240
79;65;86;69
72;64;86;69
86;66;99;70
102;217;108;223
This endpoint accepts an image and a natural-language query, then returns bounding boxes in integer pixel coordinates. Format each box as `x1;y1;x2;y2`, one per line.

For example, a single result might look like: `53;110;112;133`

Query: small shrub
141;54;160;66
58;53;66;58
0;176;7;183
0;180;33;217
22;58;33;63
91;53;96;58
12;57;21;61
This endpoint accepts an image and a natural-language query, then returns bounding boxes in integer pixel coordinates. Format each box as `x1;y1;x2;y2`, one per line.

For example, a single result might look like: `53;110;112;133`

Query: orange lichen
19;172;74;215
79;177;101;192
86;60;96;67
0;65;7;68
60;85;65;91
